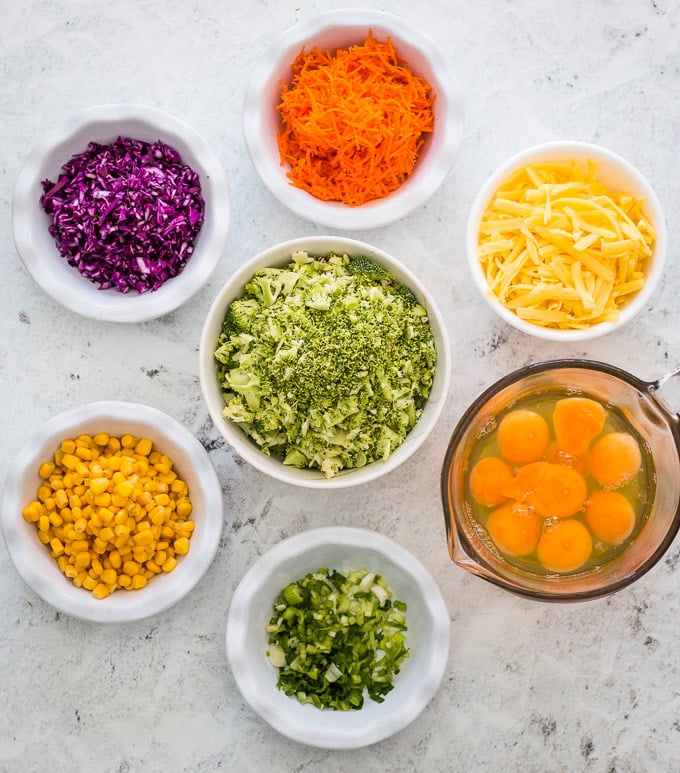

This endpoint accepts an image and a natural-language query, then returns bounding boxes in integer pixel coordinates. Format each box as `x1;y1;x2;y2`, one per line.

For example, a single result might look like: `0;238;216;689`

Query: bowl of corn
466;141;667;341
0;401;224;622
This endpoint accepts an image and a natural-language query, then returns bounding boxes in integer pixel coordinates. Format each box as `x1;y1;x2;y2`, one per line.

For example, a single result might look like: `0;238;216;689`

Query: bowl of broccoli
199;236;450;488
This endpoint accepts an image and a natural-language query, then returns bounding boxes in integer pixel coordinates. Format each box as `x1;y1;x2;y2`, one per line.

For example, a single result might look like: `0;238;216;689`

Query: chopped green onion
265;567;409;711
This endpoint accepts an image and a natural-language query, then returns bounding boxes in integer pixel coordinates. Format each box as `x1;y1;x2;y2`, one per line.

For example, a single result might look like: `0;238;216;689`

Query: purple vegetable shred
40;136;205;294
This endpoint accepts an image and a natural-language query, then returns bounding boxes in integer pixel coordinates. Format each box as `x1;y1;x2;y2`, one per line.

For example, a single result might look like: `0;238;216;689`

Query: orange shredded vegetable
277;32;435;207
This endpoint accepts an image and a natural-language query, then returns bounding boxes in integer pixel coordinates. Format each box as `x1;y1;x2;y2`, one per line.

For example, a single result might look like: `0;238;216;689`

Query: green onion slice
265;568;409;711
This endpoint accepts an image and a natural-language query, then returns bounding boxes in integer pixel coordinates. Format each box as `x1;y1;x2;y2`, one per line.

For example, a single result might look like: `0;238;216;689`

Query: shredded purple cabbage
40;136;205;294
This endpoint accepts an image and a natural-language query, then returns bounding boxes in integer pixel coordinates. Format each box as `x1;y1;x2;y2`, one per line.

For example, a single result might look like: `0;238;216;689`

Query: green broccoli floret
348;255;389;281
214;251;437;478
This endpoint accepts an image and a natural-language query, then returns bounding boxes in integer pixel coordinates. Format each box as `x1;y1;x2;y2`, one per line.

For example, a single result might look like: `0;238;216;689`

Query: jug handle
648;365;680;423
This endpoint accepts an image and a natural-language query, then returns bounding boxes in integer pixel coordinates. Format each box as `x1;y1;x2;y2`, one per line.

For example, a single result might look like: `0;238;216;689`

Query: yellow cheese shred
477;160;656;330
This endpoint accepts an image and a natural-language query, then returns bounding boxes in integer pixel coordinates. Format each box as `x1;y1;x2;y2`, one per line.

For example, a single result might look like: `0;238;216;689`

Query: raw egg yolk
536;519;593;573
469;456;514;507
585;489;636;545
487;501;541;557
546;441;588;476
497;409;550;465
588;432;642;489
503;461;587;518
552;397;606;456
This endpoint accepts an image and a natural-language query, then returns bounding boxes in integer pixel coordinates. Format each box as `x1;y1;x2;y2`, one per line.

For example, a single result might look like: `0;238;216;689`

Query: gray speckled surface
2;1;680;771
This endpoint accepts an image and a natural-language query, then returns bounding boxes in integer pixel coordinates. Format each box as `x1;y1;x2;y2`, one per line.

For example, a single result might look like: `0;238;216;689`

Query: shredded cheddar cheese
477;160;656;329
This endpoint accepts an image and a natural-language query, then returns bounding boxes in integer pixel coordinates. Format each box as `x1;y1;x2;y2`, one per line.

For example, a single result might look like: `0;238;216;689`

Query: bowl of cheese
466;141;666;341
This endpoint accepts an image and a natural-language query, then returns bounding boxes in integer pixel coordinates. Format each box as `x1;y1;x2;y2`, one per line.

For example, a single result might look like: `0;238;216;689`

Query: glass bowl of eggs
440;359;680;601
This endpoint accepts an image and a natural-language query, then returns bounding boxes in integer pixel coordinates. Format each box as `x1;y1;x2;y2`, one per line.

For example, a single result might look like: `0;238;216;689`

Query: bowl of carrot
243;9;464;230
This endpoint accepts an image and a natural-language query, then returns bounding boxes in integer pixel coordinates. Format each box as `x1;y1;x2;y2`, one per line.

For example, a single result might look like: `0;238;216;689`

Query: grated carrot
277;31;435;207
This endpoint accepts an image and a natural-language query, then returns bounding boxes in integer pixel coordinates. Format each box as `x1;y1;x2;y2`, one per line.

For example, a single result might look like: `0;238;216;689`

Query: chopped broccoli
214;251;437;478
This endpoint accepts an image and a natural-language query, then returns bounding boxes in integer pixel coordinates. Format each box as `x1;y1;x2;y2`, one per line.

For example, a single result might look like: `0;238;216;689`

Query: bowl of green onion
225;527;450;749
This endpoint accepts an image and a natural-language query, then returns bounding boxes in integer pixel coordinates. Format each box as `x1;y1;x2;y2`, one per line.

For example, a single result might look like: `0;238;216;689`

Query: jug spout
449;532;500;582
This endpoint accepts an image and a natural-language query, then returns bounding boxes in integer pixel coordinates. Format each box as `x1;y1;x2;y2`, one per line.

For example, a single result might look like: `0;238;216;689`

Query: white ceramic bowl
243;9;464;229
0;401;224;623
466;140;667;342
226;526;450;749
199;235;451;489
12;104;230;322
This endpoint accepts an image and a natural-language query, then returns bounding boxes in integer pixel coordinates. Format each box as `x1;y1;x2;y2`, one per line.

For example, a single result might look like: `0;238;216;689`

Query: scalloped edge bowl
243;9;464;229
0;401;224;622
199;235;451;489
226;526;450;749
12;103;230;322
466;140;667;342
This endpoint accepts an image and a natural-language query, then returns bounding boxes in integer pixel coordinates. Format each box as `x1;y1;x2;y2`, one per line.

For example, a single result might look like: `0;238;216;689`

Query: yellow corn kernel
38;514;50;532
61;453;80;471
22;501;42;522
75;552;91;568
162;556;178;573
60;439;76;454
171;479;188;496
133;528;154;546
71;539;89;553
92;538;108;554
38;531;51;545
89;478;110;496
73;571;87;588
146;560;161;574
135;437;153;456
50;537;65;556
149;506;167;526
94;492;112;507
74;517;87;534
109;550;122;569
92;583;110;599
49;512;63;527
53;488;68;509
100;568;117;585
82;576;97;591
131;574;147;590
176;500;192;518
114;479;134;499
118;574;131;588
93;432;109;446
75;446;94;461
173;537;190;555
57;555;69;572
65;565;79;579
91;557;104;575
99;527;115;543
123;560;140;576
39;461;56;479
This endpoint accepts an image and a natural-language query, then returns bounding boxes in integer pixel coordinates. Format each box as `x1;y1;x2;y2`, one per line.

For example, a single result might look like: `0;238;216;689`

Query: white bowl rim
243;8;465;230
198;235;451;489
466;140;667;342
0;400;224;622
12;103;231;323
225;526;450;749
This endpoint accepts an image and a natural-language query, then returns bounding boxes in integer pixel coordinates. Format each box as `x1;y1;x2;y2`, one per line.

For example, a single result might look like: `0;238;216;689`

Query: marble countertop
2;1;680;771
